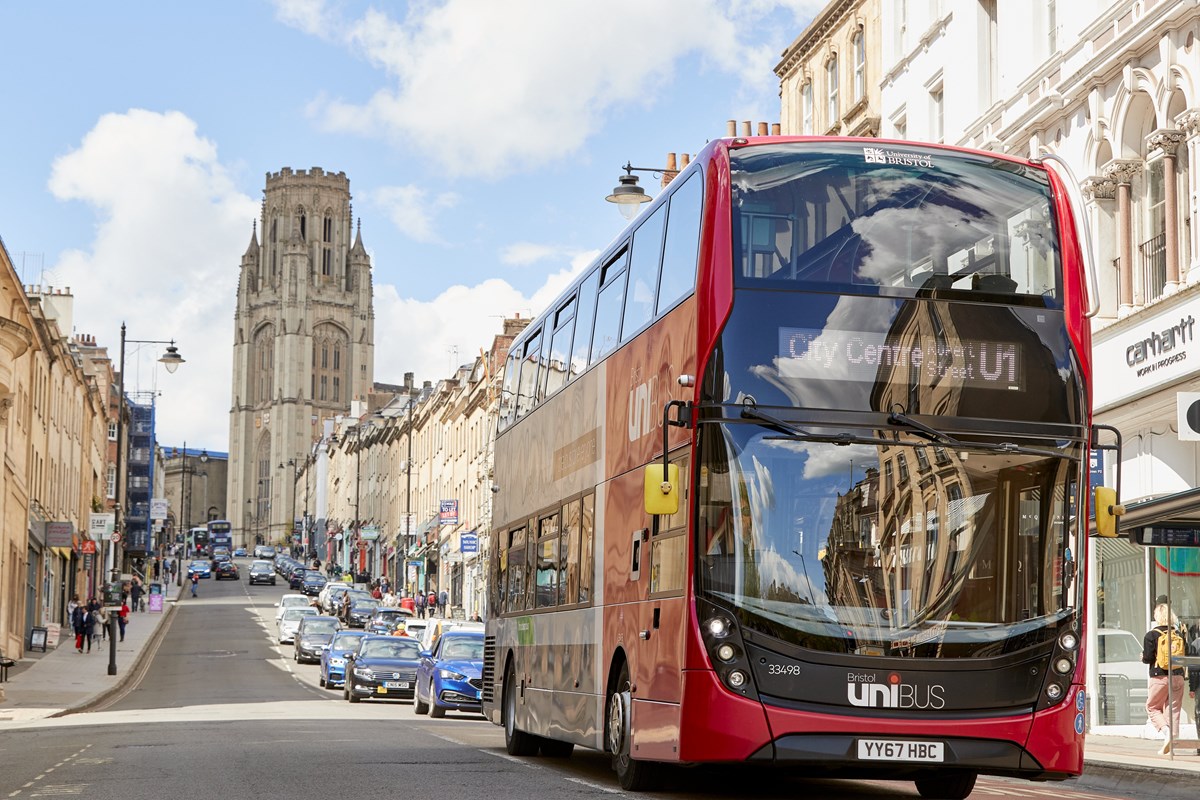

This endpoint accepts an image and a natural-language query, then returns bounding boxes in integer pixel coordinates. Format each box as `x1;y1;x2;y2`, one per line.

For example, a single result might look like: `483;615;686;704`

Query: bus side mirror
644;463;680;516
1095;486;1125;538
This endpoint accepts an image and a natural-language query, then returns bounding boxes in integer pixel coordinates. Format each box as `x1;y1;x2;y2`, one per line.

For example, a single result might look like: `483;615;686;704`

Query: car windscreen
303;619;339;634
330;634;363;650
440;638;484;660
282;608;317;620
360;639;421;659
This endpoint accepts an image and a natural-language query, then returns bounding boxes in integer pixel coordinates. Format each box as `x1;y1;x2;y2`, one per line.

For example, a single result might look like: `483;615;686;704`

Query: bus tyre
915;771;977;800
503;665;540;756
607;662;660;791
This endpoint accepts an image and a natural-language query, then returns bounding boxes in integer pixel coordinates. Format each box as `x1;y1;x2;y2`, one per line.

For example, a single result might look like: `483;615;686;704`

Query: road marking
481;750;539;768
72;758;111;765
29;786;86;797
562;776;625;795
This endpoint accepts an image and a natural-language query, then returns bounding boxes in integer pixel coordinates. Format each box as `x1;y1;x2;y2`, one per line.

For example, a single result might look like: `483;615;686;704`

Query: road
0;565;1171;800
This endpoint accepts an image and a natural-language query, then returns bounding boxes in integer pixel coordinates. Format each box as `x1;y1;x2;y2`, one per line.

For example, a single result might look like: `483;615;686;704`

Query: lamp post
177;448;208;586
280;459;299;557
110;322;183;676
404;399;414;592
605;162;660;220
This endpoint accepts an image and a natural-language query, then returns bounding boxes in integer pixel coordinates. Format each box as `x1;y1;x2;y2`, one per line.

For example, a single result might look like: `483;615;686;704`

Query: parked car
214;560;240;580
301;572;328;597
248;560;276;585
344;635;423;703
187;560;212;579
278;606;319;644
294;615;340;663
365;608;413;635
274;593;312;623
414;631;485;718
1096;628;1150;725
346;597;382;628
233;547;248;558
320;630;367;689
418;618;484;654
289;568;315;591
254;545;277;559
319;583;353;614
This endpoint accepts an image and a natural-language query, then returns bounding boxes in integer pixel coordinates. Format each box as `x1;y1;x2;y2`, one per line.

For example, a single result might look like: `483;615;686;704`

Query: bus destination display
778;327;1023;391
1131;523;1200;548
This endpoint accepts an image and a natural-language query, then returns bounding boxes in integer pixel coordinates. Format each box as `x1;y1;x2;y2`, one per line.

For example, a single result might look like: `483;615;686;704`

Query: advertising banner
89;513;115;539
148;594;164;613
46;522;74;548
439;499;459;525
460;531;479;554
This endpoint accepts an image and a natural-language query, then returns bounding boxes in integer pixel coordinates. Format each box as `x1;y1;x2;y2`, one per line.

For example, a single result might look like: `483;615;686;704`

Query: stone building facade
228;168;375;549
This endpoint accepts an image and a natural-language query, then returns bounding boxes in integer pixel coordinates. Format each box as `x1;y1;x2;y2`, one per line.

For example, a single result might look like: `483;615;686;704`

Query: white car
274;593;311;623
278;606;319;644
1096;627;1149;725
418;618;484;654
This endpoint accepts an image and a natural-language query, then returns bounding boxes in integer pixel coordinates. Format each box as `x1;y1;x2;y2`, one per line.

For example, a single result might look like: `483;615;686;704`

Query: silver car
278;606;319;644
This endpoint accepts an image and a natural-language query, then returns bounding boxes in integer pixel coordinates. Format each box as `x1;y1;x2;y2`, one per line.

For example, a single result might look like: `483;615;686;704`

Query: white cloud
277;0;820;177
47;109;257;450
367;184;459;243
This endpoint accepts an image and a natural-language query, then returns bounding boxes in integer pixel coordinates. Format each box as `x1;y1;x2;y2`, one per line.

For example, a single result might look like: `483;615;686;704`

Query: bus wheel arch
502;655;539;756
605;651;661;791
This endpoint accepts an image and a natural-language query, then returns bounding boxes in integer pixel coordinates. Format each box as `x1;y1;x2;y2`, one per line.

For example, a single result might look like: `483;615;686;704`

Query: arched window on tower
270;216;278;287
253;325;275;403
312;323;349;406
322;214;333;278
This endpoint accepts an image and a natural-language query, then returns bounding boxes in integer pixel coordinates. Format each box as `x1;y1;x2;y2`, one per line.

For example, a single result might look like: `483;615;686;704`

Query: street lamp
111;322;183;676
280;459;299;556
605;162;657;220
178;447;208;586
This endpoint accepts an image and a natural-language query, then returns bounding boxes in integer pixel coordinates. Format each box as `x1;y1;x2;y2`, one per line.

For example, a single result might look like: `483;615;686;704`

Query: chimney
758;122;768;136
727;119;737;137
772;123;781;136
404;372;414;391
742;120;752;137
680;154;691;168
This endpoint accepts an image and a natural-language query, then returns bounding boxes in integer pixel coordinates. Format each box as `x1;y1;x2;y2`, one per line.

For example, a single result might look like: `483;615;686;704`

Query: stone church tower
228;167;374;548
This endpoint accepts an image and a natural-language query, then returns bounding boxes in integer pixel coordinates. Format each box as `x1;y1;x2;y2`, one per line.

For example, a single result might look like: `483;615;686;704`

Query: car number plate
857;739;943;762
383;681;409;689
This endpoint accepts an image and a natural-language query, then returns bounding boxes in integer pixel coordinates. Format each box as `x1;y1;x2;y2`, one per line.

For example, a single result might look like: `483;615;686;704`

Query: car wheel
348;685;361;704
414;684;429;715
319;674;326;688
429;696;446;719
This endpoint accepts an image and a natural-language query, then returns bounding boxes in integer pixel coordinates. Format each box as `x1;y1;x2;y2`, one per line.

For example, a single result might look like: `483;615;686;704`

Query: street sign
150;498;169;520
461;531;478;554
89;513;115;539
111;532;122;544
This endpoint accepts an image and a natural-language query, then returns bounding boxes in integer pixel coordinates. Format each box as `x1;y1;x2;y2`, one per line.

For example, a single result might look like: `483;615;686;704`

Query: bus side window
657;171;702;314
536;513;561;608
590;249;628;363
515;329;542;420
543;296;576;399
561;499;581;605
506;526;527;613
580;493;595;603
622;203;666;342
498;351;519;431
570;269;599;378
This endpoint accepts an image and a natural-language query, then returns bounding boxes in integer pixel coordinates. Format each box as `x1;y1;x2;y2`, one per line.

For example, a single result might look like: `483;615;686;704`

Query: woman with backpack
1143;602;1187;753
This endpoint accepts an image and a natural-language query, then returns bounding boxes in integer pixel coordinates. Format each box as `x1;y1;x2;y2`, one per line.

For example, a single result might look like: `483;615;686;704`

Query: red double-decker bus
483;136;1104;798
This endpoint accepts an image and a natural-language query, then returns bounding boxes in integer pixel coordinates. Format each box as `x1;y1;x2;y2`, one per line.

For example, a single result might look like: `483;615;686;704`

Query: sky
0;0;821;451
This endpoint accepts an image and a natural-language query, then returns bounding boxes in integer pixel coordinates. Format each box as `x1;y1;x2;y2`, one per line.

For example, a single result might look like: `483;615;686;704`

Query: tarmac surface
2;586;1199;796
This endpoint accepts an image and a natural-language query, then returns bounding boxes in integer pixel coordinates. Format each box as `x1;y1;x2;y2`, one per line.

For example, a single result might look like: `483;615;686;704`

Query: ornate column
1081;176;1116;315
1101;159;1143;314
1175;109;1200;284
1148;129;1187;293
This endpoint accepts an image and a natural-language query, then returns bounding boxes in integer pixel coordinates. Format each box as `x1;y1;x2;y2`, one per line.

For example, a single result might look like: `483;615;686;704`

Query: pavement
2;595;1200;792
0;581;185;724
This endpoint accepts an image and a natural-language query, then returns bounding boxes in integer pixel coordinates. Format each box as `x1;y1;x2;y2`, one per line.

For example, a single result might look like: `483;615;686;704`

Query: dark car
214;560;240;580
344;635;422;702
320;630;367;689
365;608;412;635
294;615;340;663
414;631;485;717
211;552;233;571
289;568;314;590
248;560;276;586
301;572;328;597
346;597;382;628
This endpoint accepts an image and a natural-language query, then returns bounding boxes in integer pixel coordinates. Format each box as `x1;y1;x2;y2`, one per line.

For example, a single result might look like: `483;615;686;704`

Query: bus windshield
730;142;1061;304
696;421;1083;658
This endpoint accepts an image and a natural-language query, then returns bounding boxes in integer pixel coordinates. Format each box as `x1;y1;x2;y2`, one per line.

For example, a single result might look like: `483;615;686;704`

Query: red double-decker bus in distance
482;136;1111;798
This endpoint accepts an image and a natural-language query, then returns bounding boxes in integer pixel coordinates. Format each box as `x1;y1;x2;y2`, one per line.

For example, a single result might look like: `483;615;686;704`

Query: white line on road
481;750;539;768
562;776;626;795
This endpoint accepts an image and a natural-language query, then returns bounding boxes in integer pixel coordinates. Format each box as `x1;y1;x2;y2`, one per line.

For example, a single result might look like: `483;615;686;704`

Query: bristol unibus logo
847;672;946;709
862;147;934;167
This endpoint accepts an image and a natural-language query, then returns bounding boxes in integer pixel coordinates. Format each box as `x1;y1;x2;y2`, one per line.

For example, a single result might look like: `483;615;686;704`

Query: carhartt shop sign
1093;294;1200;410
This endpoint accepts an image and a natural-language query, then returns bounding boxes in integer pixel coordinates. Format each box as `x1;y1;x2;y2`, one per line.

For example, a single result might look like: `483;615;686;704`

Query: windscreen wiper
739;405;888;447
887;406;1066;459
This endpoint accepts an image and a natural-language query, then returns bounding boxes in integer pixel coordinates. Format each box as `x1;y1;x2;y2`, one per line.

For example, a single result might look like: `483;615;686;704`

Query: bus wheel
914;771;977;799
503;665;539;756
607;662;659;791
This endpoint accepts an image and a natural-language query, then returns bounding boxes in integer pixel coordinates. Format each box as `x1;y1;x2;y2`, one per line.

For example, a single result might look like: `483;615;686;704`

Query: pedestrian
130;576;144;611
190;571;199;598
438;589;448;617
427;591;437;617
371;584;383;600
1190;628;1200;730
94;605;109;643
82;604;97;653
379;576;390;595
67;594;80;623
152;559;161;581
117;600;130;642
414;591;426;619
71;602;87;653
1143;602;1187;753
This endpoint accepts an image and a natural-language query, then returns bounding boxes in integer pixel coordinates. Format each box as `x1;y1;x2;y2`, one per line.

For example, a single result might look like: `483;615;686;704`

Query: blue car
187;560;212;579
413;631;485;717
319;630;366;689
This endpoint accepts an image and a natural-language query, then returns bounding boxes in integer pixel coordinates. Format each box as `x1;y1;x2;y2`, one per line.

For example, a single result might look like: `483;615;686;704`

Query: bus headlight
1046;683;1064;701
727;670;748;688
1058;632;1078;650
716;643;736;662
706;617;731;638
1054;657;1073;675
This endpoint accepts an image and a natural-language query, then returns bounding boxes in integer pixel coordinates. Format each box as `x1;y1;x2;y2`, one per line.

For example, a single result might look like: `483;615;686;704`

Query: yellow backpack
1156;627;1185;671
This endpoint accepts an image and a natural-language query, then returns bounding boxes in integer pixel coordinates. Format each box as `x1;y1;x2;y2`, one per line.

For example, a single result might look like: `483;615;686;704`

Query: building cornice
775;0;858;77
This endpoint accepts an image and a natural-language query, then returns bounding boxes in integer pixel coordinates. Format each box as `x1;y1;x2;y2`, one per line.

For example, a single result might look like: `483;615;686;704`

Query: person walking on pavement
130;576;144;612
438;589;448;617
1143;602;1187;753
427;591;437;618
81;604;97;653
190;571;200;598
414;591;426;619
94;605;108;644
71;602;87;653
117;600;130;641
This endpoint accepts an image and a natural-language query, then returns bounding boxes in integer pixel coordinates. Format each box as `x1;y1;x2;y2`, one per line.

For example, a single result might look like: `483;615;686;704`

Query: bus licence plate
857;739;943;762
